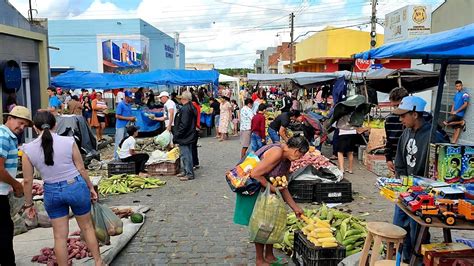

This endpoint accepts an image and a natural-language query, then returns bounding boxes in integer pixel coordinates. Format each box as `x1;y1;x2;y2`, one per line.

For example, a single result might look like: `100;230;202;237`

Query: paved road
107;137;265;265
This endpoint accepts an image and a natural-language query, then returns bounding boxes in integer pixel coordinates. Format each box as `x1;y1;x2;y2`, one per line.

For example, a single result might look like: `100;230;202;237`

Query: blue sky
9;0;443;68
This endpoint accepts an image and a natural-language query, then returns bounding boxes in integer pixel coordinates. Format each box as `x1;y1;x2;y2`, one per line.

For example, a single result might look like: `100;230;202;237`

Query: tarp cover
52;69;220;89
247;71;352;86
360;68;440;93
354;23;474;60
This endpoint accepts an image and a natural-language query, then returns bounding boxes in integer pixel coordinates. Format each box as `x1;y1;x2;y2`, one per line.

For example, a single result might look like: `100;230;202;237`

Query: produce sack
35;201;52;228
8;192;24;217
248;184;287;244
91;202;111;245
154;130;172;150
225;152;261;195
96;203;123;236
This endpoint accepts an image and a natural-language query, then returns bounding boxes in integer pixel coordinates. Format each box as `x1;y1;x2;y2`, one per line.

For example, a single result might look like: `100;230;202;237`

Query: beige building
432;0;474;144
185;63;215;70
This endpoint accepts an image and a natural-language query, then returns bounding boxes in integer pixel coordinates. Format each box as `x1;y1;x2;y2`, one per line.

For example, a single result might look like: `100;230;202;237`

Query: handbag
225;152;261;195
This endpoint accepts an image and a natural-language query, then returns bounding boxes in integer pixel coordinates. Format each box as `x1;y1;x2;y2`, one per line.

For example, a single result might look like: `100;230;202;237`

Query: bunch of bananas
274;204;368;257
98;174;166;195
301;215;337;248
167;147;180;161
269;176;288;188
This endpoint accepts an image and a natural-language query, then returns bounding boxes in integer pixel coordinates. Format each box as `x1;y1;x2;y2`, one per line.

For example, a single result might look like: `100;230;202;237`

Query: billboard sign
385;5;431;44
98;35;149;74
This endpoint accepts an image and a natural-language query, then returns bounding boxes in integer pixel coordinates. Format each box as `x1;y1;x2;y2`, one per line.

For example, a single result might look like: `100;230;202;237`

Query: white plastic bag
154;130;172;150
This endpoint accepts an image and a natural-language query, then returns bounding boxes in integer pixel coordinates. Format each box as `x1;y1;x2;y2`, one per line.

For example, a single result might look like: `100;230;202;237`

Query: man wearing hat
114;91;136;160
392;96;431;262
157;91;176;132
0;106;32;265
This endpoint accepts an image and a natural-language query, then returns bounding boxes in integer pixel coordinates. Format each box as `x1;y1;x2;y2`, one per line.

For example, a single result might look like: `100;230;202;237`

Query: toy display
462;146;474;183
437;144;462;183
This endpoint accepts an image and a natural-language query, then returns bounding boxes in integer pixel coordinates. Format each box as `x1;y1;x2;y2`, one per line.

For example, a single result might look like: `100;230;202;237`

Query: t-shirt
240;106;254;131
116;101;133;129
269;113;290;131
210;101;220;115
0;125;18;195
95;100;107;117
118;136;135;159
49;96;62;110
453;89;470;117
164;99;176;127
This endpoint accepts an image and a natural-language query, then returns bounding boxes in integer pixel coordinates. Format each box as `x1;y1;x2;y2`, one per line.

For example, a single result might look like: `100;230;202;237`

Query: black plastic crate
289;180;317;203
313;178;352;203
293;230;346;266
107;161;135;177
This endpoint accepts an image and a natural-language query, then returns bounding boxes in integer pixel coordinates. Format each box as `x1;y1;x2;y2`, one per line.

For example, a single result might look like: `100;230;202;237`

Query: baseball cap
158;91;169;98
393;96;427;115
124;90;133;98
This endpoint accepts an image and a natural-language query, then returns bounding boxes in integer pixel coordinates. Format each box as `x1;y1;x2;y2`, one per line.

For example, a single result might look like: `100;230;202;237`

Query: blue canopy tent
355;23;474;145
52;69;220;89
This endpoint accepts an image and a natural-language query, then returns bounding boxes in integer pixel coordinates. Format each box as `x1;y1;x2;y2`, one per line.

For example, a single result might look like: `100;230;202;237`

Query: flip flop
269;257;289;265
345;170;354;174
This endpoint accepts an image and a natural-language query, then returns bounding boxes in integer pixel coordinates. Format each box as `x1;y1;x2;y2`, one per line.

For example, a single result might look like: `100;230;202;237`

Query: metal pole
424;60;448;176
289;13;295;73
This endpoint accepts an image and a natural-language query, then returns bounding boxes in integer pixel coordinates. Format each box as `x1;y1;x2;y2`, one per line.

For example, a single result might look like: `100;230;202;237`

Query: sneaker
193;165;200;170
179;176;195;181
176;173;186;177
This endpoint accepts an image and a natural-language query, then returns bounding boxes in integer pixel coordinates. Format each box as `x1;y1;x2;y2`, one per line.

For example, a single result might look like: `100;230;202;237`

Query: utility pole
174;32;180;69
28;0;33;21
289;12;295;73
370;0;378;48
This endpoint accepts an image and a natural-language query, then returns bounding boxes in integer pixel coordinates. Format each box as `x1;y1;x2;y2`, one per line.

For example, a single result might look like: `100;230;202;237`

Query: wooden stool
359;222;407;266
374;260;408;266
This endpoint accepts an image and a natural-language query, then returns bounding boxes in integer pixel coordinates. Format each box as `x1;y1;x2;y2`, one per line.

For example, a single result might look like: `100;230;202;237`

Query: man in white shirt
240;98;254;158
116;88;125;104
156;91;176;132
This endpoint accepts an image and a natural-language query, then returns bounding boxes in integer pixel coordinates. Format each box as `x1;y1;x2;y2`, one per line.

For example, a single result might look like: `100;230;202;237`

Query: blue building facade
48;19;185;74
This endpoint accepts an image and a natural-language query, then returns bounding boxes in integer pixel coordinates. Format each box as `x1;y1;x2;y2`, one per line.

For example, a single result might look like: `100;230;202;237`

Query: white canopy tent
219;73;241;105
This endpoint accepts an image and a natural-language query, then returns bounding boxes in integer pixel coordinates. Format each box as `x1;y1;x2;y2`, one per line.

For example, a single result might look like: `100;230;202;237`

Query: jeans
214;115;220;129
122;153;150;174
192;134;199;167
267;127;280;143
179;144;194;178
114;127;127;160
393;205;429;261
250;132;265;153
0;195;15;265
44;176;91;219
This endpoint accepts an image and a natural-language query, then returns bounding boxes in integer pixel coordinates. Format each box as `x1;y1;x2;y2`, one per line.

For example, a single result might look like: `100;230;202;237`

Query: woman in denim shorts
22;111;104;266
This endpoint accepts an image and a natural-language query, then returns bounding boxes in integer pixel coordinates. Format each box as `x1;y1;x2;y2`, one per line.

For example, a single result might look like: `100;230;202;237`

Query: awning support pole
425;60;448;177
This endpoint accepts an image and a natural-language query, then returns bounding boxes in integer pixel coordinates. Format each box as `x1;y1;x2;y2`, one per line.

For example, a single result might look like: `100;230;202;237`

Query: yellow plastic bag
248;184;287;244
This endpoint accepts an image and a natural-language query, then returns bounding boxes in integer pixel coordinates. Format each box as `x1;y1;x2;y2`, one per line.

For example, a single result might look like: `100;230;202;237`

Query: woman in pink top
22;111;103;266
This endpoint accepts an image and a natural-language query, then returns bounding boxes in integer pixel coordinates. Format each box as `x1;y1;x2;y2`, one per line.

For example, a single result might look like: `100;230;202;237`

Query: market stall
355;22;474;265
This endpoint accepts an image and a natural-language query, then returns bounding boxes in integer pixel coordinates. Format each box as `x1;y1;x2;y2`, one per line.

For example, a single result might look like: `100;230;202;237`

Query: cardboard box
365;153;390;176
421;242;471;255
424;249;474;266
437;144;462;183
461;146;474;183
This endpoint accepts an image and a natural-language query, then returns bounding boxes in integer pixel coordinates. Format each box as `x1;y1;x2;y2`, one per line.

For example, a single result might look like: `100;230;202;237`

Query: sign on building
385;5;431;44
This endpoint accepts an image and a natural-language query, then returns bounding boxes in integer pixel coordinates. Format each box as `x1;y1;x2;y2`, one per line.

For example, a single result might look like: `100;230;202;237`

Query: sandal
269;257;289;265
345;170;354;174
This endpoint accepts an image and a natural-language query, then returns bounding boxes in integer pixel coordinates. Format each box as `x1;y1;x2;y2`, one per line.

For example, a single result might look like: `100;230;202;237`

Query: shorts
97;116;106;123
240;130;251;147
447;115;464;128
84;111;92;119
43;176;91;219
337;134;357;153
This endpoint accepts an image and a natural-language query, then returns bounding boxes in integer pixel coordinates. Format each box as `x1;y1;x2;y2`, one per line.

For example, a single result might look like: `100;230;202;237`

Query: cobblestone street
104;136;474;265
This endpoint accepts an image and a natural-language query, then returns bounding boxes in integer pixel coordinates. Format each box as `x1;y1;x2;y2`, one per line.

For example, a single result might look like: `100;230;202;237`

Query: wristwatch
23;202;34;209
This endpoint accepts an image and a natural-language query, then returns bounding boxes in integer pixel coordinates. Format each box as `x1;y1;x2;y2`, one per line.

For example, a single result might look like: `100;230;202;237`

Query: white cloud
7;0;444;68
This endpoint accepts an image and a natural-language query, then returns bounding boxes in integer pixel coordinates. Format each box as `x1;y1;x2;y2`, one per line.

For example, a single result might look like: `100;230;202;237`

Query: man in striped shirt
385;87;410;173
0;106;32;265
